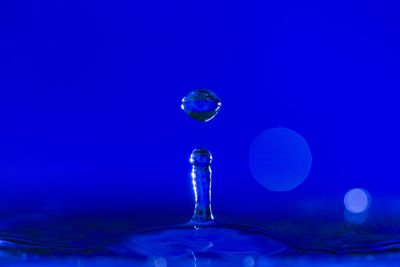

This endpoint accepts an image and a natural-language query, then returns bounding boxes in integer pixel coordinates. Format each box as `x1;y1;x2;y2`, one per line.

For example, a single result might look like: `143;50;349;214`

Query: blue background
1;0;399;226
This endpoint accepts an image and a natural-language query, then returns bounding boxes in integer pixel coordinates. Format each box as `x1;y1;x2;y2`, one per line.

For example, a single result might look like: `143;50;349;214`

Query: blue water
0;210;400;267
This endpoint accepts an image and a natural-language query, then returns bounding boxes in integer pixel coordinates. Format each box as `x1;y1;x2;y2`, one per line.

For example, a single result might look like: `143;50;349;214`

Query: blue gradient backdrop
1;0;399;224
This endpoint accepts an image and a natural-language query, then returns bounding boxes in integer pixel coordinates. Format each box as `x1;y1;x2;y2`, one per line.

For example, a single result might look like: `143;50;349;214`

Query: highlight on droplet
344;188;371;214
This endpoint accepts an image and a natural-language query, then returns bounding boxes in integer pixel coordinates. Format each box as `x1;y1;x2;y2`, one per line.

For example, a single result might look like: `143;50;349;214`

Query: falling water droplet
181;89;221;122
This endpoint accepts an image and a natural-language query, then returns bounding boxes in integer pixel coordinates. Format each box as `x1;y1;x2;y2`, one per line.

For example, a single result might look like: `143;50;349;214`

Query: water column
189;148;214;224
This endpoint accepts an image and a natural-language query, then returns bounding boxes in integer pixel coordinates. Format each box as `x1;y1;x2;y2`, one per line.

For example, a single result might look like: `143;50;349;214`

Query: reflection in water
242;255;255;267
154;257;167;267
344;209;368;224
